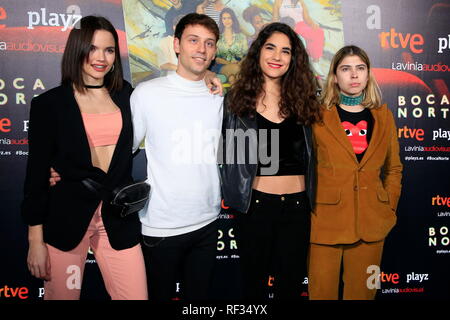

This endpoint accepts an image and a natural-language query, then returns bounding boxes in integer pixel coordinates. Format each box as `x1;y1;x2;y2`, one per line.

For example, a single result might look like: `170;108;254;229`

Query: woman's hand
28;242;51;280
27;226;51;281
205;70;224;96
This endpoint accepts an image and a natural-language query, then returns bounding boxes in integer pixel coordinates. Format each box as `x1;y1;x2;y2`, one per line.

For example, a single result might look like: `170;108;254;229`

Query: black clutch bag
111;181;151;217
82;178;150;218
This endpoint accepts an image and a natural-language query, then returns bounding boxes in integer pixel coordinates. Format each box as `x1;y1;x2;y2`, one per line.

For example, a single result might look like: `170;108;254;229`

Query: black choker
84;84;104;89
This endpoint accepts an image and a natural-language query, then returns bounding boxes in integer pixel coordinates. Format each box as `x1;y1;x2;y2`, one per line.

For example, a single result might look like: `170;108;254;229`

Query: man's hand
49;167;61;186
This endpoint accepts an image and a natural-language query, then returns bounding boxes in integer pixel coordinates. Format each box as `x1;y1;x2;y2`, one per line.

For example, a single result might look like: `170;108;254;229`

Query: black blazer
21;81;141;251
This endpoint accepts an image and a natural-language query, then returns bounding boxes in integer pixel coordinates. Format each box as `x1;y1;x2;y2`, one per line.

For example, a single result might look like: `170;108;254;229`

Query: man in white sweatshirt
130;13;223;300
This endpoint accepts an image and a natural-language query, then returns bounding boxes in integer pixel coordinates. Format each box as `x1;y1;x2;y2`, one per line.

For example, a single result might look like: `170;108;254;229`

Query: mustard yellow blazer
311;104;403;245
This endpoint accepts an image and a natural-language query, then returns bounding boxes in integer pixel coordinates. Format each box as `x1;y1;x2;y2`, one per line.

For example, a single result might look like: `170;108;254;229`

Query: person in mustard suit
308;45;403;300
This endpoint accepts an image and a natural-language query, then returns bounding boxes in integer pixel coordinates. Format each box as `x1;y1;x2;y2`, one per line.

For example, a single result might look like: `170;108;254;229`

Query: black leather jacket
218;97;316;213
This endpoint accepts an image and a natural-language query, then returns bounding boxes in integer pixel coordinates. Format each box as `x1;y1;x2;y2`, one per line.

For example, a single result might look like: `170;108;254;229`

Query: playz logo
27;6;82;31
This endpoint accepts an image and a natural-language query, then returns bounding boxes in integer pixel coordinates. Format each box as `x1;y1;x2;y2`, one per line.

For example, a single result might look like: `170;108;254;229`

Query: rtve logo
366;265;399;289
432;195;450;207
365;5;424;53
0;285;29;299
379;28;424;53
398;126;424;141
0;117;11;132
366;266;430;289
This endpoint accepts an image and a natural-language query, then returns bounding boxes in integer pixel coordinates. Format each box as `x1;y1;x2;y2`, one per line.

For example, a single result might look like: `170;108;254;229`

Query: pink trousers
295;21;325;61
44;204;148;300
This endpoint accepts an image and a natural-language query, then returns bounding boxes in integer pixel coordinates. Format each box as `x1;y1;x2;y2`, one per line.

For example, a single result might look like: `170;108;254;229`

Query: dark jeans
234;189;311;300
141;219;218;301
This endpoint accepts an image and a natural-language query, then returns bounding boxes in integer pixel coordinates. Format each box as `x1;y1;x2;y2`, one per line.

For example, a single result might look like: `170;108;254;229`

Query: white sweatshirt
131;72;223;237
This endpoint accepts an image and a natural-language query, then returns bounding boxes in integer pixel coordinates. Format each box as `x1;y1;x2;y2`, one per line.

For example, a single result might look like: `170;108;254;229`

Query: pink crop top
81;109;122;147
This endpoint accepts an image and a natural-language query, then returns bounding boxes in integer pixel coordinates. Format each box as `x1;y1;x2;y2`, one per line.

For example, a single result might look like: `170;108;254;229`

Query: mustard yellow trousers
308;240;384;300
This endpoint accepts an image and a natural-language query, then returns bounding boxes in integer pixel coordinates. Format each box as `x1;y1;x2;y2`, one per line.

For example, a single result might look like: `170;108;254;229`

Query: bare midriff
253;175;305;194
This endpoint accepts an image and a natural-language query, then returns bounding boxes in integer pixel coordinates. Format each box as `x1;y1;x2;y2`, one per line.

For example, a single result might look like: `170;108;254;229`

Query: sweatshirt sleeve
130;85;147;153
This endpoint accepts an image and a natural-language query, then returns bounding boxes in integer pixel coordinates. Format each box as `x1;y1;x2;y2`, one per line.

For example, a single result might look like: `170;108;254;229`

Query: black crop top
256;112;306;176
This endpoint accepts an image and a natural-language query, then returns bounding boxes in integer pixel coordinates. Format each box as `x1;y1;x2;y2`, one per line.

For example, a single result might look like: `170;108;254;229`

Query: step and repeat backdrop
0;0;448;300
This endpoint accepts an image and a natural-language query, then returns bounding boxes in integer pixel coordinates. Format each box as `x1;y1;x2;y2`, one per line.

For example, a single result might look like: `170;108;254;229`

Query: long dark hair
219;8;241;34
227;22;321;124
61;15;123;93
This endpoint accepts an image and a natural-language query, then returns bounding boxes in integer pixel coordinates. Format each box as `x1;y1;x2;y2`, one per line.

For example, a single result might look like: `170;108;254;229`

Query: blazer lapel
64;86;94;168
359;104;387;167
324;106;358;163
106;90;129;175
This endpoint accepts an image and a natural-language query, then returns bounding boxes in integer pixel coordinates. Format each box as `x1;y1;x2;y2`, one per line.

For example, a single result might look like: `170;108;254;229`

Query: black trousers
141;219;218;301
234;189;310;300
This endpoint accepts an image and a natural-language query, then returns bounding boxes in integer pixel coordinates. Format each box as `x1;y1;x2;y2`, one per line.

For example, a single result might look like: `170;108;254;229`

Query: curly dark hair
227;22;321;124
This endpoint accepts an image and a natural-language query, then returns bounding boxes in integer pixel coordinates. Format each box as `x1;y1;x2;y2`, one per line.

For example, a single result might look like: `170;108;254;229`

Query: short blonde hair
321;45;382;110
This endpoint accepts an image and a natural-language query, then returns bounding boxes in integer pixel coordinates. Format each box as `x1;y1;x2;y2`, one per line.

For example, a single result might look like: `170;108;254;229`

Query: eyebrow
339;64;366;68
185;34;216;42
90;45;116;49
265;42;291;51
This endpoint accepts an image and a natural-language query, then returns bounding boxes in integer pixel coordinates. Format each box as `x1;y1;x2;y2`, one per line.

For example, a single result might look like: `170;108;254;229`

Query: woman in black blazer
21;16;147;300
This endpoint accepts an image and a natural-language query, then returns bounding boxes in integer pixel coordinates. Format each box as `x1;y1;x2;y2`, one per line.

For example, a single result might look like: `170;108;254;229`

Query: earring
110;64;115;73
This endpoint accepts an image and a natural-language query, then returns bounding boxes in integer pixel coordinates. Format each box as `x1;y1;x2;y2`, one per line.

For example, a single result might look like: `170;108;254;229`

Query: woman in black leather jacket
219;22;322;300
